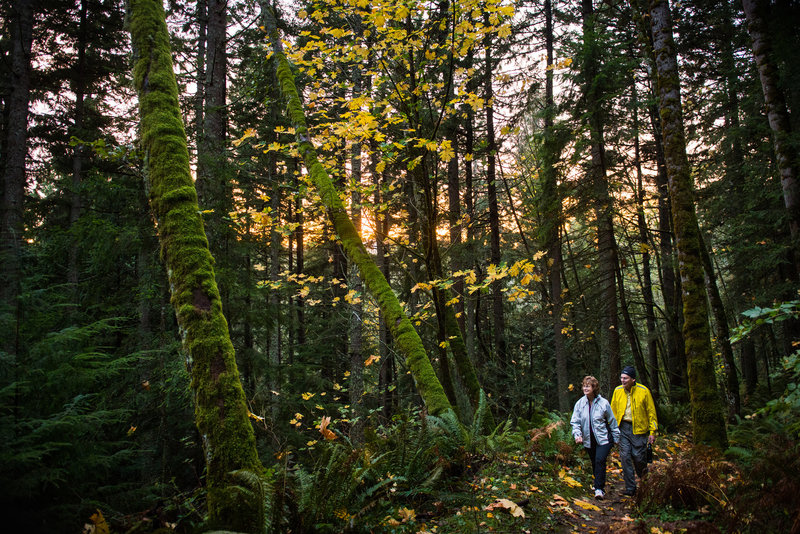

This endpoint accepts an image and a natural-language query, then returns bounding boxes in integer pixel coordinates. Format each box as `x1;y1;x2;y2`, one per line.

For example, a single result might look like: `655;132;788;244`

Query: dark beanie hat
621;366;636;379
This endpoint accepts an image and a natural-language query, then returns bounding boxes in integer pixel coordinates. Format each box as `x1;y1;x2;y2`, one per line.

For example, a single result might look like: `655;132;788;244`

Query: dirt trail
553;451;637;533
553;450;720;534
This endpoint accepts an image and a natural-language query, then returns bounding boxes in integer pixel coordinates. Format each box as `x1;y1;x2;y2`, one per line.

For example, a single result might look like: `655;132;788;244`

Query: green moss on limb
265;7;453;417
128;0;264;530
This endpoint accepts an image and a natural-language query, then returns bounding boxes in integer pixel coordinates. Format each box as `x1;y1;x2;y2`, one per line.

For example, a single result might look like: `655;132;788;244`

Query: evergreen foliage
3;0;800;530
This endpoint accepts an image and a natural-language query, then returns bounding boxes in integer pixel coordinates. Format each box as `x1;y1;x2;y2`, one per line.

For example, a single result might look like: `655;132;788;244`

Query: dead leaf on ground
573;498;601;511
485;498;525;518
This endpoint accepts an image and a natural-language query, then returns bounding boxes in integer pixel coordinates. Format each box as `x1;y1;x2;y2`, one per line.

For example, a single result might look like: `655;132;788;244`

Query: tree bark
542;0;569;413
633;0;688;400
348;58;365;443
1;0;33;359
742;0;800;273
196;0;229;260
630;39;660;397
128;0;263;528
484;17;507;377
372;139;394;420
68;0;89;294
647;0;727;449
699;235;740;419
582;0;620;386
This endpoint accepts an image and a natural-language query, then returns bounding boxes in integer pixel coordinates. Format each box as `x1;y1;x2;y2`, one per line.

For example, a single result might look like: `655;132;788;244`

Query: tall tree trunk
293;161;306;349
128;1;263;529
68;0;88;295
542;0;568;412
633;0;687;401
196;0;229;274
1;0;33;360
447;126;466;336
582;0;620;386
630;41;660;397
652;108;687;401
484;17;507;381
348;60;365;443
616;258;649;384
268;153;282;414
742;0;800;273
372;139;394;420
194;0;206;144
647;0;727;449
463;72;477;362
265;8;454;417
740;336;758;396
699;236;740;419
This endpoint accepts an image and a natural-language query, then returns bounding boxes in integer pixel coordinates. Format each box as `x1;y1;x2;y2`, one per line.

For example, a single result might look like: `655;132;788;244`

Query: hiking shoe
622;489;636;497
594;489;604;499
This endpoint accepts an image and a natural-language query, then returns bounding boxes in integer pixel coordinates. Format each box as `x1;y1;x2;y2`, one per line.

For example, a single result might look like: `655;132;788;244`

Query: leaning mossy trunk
647;0;727;449
263;8;453;417
128;0;264;529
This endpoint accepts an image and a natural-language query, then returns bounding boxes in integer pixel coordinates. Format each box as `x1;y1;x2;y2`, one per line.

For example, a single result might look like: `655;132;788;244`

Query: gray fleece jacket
570;394;620;448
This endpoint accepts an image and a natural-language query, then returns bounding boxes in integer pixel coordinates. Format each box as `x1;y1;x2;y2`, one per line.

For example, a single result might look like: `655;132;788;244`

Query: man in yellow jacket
611;366;657;497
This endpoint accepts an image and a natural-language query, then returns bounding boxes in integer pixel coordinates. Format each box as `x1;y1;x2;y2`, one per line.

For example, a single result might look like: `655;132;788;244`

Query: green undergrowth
630;355;800;534
112;396;800;533
268;409;599;533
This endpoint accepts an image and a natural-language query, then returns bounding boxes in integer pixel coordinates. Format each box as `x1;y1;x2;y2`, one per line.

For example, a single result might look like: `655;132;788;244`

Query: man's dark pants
618;420;648;492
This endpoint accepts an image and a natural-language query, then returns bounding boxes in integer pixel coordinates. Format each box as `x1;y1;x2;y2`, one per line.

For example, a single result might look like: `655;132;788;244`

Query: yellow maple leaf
573;498;600;511
558;469;583;488
232;128;257;147
89;509;110;534
398;507;415;522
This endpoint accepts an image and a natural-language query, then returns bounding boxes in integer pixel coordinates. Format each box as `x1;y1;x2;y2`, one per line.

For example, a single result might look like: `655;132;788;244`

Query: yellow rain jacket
610;383;658;436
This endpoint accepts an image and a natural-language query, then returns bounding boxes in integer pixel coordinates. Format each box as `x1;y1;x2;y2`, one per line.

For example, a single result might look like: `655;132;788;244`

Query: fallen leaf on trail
485;498;525;518
573;499;600;511
559;469;583;487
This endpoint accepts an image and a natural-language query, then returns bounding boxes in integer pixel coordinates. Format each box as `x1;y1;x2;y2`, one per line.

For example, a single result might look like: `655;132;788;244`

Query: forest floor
548;451;720;534
409;429;725;533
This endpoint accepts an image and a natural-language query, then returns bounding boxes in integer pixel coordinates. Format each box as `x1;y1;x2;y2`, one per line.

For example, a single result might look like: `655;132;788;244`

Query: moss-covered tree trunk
263;8;453;417
742;0;800;273
632;0;688;401
128;0;263;529
646;0;727;449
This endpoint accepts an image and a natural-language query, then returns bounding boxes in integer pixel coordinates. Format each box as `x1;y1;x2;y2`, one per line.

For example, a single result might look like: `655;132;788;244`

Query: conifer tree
1;0;33;357
646;0;727;449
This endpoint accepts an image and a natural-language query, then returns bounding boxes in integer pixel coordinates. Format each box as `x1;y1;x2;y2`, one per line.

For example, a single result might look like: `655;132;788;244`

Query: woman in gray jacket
570;375;620;499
